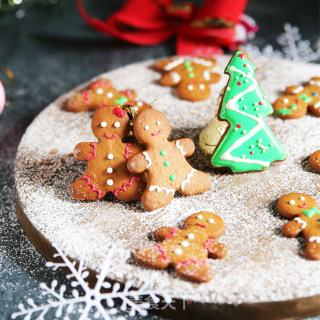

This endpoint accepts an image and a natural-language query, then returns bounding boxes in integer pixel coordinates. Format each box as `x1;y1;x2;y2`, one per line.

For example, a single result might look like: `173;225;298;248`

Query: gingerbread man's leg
70;176;106;200
134;245;170;269
305;241;320;260
113;176;146;201
174;260;214;283
179;169;211;196
141;186;175;211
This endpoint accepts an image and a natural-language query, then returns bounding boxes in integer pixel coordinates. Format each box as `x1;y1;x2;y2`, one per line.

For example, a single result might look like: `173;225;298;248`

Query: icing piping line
196;223;207;228
164;57;212;71
87;143;97;161
142;151;152;168
82;176;102;199
170;71;181;83
309;236;320;243
175;259;207;268
114;177;140;197
83;90;90;103
293;217;307;229
149;185;175;195
125;143;133;160
181;169;197;191
154;244;169;261
89;80;112;88
176;140;187;155
166;228;178;239
204;239;213;252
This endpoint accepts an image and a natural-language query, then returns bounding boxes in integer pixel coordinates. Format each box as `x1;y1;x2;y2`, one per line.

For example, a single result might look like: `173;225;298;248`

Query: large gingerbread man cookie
277;193;320;260
71;106;146;201
154;57;220;101
127;108;211;210
135;212;228;282
66;78;151;113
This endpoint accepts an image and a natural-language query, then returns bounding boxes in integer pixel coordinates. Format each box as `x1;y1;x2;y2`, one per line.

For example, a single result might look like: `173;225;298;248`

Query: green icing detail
274;108;292;116
169;174;176;181
298;94;312;103
302;207;320;218
210;51;287;173
160;150;166;156
188;73;195;78
114;96;128;105
164;160;170;167
184;60;191;66
186;66;193;71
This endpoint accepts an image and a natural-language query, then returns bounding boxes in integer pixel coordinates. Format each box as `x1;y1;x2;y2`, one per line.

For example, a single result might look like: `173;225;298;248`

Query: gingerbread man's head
133;109;171;145
277;193;318;219
184;212;225;239
91;106;130;141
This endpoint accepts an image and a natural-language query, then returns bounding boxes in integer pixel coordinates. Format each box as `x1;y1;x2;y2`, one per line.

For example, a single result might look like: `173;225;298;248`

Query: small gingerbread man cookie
273;77;320;119
127;108;211;210
66;78;151;113
135;212;228;282
71;105;146;201
154;57;220;101
277;193;320;260
309;150;320;173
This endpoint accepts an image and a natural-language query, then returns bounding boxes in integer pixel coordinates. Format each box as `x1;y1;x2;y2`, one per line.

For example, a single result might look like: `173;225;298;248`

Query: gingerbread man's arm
155;227;174;241
127;152;150;174
74;142;98;161
207;72;221;84
282;220;302;238
159;73;181;87
205;240;228;260
173;139;195;157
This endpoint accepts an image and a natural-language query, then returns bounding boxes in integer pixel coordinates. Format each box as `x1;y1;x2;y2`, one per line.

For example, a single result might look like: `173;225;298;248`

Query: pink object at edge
0;81;6;115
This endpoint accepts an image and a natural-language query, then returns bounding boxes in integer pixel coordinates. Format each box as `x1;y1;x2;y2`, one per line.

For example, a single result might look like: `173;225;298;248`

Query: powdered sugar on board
15;56;320;305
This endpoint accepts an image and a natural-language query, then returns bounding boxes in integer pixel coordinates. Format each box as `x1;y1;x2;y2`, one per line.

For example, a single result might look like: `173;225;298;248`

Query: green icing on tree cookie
210;51;287;173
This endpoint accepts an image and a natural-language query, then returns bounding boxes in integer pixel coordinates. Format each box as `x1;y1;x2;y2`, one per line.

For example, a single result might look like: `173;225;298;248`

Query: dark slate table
0;0;319;319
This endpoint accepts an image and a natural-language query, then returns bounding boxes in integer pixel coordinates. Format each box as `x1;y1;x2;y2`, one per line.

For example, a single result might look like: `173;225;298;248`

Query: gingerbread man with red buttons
127;108;211;211
135;211;228;282
71;105;146;201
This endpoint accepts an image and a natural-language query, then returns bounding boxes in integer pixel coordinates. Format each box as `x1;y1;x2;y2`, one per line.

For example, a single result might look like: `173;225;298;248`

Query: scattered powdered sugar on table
14;56;320;305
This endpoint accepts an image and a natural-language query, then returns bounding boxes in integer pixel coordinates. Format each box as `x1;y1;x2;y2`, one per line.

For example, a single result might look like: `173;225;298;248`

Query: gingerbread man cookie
273;77;320;119
154;57;220;101
135;212;228;282
66;78;151;113
71;105;146;201
277;193;320;260
127;108;211;211
309;150;320;173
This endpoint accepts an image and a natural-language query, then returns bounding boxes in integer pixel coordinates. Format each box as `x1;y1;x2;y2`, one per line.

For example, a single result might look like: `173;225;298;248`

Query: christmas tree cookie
210;51;286;173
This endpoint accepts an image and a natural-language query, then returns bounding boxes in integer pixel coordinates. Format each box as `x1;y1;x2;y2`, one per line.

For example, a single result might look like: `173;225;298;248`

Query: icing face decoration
184;211;225;239
210;51;287;173
277;193;317;219
92;106;130;141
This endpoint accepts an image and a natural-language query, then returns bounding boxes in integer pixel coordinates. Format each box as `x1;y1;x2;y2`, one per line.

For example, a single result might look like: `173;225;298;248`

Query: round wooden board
14;57;320;319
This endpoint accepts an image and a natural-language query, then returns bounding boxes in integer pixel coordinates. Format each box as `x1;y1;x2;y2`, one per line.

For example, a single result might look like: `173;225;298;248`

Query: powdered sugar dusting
15;56;320;305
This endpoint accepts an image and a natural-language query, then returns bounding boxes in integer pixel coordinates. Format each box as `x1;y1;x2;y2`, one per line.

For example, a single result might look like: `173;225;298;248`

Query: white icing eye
199;84;205;90
96;88;103;94
208;218;214;224
300;196;306;201
187;85;194;90
283;98;289;103
114;121;120;128
174;248;183;255
101;122;107;128
181;241;189;247
289;200;295;205
188;233;195;239
107;92;113;98
197;214;203;219
144;125;150;131
137;101;143;107
156;121;161;126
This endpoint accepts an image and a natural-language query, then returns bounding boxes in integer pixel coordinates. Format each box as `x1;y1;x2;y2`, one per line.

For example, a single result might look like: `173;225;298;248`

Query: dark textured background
0;0;319;319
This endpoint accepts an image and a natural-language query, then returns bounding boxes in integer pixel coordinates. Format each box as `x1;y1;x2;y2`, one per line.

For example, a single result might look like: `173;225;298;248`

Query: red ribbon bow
77;0;257;56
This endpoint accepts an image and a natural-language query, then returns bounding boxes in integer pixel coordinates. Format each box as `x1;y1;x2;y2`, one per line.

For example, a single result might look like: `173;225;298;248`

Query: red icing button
236;124;242;128
237;82;242;86
238;53;245;59
250;151;254;155
259;102;263;105
244;64;247;67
